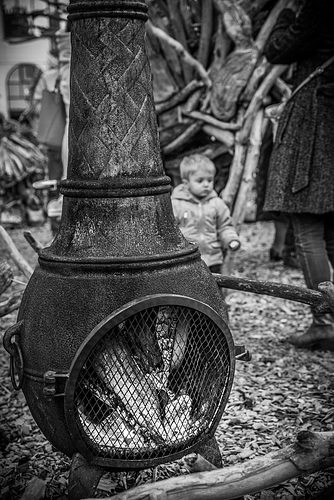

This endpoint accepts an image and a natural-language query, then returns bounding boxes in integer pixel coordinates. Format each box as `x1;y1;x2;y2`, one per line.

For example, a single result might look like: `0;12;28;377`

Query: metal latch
43;370;69;399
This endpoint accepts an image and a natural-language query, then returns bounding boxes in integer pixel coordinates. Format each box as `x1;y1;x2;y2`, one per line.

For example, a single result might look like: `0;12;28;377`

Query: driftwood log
82;431;334;500
147;0;300;271
214;275;334;315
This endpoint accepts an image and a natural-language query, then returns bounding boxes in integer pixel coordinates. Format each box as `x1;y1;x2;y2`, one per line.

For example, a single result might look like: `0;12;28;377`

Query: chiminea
4;1;243;497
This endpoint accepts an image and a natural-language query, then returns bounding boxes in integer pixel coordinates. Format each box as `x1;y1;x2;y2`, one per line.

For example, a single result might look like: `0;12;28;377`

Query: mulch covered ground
1;220;334;499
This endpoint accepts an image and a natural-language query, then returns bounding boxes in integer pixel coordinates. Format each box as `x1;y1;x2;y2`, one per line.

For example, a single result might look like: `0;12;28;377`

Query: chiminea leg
195;436;222;468
195;437;244;500
68;453;104;500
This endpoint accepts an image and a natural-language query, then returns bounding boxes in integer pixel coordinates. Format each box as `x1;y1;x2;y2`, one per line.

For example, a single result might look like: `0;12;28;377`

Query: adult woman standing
263;0;334;349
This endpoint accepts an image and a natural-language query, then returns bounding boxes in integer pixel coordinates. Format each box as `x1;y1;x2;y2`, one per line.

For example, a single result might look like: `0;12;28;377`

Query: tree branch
146;20;212;88
89;431;334;500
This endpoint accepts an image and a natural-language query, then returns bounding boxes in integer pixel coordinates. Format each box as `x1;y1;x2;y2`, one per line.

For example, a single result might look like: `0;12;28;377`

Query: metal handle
3;320;24;390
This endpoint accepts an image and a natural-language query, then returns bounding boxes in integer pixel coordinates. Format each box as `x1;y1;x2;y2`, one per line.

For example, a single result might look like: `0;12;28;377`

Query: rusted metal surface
4;0;232;466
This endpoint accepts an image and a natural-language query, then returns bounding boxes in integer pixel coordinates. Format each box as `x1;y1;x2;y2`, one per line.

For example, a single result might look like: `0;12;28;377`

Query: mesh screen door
65;295;235;469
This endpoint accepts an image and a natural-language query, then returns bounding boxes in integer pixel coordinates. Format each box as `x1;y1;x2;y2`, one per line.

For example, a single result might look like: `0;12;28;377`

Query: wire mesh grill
70;301;232;463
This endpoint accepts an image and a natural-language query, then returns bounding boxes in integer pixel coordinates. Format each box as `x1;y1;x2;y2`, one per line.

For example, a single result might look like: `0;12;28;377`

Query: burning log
93;336;168;442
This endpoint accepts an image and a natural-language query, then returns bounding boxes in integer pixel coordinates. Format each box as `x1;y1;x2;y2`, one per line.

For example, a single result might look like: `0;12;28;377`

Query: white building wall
0;0;58;117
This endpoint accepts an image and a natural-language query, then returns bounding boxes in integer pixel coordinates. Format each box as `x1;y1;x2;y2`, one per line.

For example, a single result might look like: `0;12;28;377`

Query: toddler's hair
179;154;216;180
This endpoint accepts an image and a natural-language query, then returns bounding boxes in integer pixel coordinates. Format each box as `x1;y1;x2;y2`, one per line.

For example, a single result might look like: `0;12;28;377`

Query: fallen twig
87;431;334;500
0;291;23;317
0;225;33;279
0;261;13;296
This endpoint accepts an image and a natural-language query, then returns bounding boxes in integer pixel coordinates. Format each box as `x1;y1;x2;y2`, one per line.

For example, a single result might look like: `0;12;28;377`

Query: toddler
171;154;240;273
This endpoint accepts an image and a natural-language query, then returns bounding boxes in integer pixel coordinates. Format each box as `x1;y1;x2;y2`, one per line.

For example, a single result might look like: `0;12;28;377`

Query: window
6;63;41;119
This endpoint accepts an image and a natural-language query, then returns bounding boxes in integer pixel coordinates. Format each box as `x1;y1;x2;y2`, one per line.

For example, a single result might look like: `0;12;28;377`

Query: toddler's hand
229;240;240;251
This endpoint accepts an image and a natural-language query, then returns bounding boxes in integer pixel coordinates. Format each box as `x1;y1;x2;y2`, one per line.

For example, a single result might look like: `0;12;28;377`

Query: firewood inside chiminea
65;296;233;467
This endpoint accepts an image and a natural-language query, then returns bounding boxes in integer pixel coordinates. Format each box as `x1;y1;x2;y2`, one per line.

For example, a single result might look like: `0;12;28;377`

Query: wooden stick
197;0;213;68
162;121;203;156
213;274;332;314
232;109;264;232
220;250;236;278
239;64;288;144
241;56;271;104
0;291;23;318
213;0;253;48
23;231;44;255
255;0;289;53
209;17;232;83
318;281;334;314
155;81;204;116
0;261;13;296
166;0;193;83
183;110;241;131
202;124;235;149
182;85;208;114
146;20;211;87
272;76;292;101
221;138;247;209
197;0;213;69
147;1;184;88
93;431;334;500
0;225;33;279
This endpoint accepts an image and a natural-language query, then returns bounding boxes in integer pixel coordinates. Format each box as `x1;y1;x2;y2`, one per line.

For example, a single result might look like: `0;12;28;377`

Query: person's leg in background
282;214;299;268
269;216;288;261
289;212;334;349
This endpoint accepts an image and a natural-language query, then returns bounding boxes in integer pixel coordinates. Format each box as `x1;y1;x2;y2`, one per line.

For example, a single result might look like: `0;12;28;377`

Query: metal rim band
59;176;171;197
38;245;200;268
68;1;148;21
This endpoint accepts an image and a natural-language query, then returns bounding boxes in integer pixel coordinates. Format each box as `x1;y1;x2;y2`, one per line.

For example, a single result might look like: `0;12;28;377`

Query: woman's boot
290;313;334;350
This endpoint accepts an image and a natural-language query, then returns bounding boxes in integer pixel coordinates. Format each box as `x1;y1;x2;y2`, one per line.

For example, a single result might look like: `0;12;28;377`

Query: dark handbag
36;76;66;149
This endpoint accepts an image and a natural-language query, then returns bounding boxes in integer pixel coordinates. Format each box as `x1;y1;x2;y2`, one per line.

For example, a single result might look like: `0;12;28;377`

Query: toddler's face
186;169;214;199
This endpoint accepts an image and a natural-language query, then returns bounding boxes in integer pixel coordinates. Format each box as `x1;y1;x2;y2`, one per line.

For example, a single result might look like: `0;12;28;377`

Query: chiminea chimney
4;1;236;498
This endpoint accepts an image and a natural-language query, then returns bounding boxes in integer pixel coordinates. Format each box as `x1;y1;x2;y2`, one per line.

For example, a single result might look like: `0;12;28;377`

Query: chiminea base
195;436;223;468
68;453;104;500
68;439;222;499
